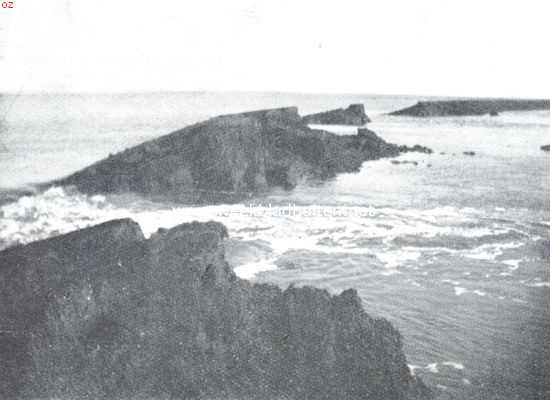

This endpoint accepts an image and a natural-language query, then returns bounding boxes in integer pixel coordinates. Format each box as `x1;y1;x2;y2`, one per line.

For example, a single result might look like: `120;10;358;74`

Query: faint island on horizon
389;98;550;117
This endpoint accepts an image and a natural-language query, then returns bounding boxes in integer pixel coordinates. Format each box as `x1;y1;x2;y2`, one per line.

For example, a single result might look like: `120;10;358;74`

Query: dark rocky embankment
50;107;399;202
389;99;550;117
302;103;371;125
0;219;431;399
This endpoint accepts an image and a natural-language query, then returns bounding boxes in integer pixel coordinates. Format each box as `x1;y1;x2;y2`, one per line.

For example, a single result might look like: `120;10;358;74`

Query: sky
1;0;549;97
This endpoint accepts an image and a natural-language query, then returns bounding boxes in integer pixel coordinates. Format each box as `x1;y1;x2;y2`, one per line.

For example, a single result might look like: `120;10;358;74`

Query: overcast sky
1;0;549;97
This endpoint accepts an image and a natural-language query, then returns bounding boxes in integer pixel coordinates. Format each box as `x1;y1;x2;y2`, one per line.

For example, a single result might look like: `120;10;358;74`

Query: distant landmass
389;99;550;117
0;219;431;399
302;104;370;125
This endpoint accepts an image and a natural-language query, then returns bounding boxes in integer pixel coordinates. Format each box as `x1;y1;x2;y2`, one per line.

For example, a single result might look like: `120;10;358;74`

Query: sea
0;92;549;399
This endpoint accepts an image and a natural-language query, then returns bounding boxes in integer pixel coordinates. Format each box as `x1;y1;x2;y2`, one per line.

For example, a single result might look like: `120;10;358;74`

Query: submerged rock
398;144;434;154
50;107;398;203
541;145;550;152
0;220;431;399
463;151;476;156
391;160;419;166
389;99;550;117
302;104;371;125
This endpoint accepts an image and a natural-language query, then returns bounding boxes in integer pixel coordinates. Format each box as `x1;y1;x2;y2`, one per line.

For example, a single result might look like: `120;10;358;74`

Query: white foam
465;242;524;262
0;190;499;260
512;298;528;304
454;287;468;296
410;361;465;376
526;281;550;288
408;364;420;376
454;287;487;297
502;259;522;271
377;249;421;269
233;259;278;280
426;363;439;373
0;187;128;249
442;361;465;370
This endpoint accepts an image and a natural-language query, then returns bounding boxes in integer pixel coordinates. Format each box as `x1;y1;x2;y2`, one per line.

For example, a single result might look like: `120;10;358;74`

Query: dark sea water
1;92;549;399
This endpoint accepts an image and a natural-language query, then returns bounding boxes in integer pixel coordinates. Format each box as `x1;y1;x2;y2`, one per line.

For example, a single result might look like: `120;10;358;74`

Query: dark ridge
302;103;371;125
48;107;401;203
389;99;550;117
0;219;431;399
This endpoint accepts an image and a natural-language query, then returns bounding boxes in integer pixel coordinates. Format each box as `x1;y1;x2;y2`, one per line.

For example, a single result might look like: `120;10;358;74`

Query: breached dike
389;99;550;117
0;219;431;399
302;103;371;125
50;107;400;203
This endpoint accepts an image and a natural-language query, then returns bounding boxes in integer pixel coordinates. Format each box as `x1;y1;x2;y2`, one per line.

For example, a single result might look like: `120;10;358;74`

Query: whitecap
442;279;460;285
442;361;465;370
526;281;550;288
454;287;468;296
426;363;439;373
465;242;524;262
502;259;522;271
408;364;420;376
512;298;528;304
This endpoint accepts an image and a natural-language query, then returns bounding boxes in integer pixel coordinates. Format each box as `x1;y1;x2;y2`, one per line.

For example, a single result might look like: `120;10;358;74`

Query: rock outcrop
50;107;398;203
356;130;434;155
391;160;419;166
541;145;550;152
0;219;431;400
398;144;433;154
389;99;550;117
302;104;371;125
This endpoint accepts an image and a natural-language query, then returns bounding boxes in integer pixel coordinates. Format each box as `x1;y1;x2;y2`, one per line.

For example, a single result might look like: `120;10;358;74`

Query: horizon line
1;89;549;101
